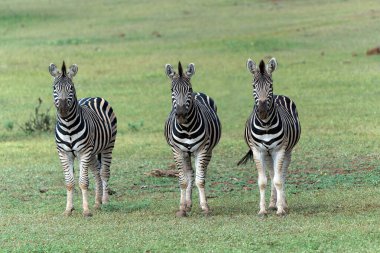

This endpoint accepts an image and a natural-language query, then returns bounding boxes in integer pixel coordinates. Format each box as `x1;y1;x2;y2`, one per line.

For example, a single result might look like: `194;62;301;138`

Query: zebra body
164;62;221;217
238;58;300;216
50;62;117;217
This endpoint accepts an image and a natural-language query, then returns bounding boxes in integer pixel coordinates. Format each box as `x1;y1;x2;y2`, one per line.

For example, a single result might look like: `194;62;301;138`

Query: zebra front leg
272;149;287;216
58;150;75;216
267;156;277;210
195;151;212;214
90;156;103;210
174;151;192;217
183;153;193;212
79;155;92;217
252;149;269;216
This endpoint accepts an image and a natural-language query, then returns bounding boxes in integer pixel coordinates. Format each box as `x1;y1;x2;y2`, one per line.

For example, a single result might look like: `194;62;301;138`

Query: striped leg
90;156;103;210
272;149;287;216
281;152;292;212
174;150;192;217
252;148;269;216
100;147;114;205
195;151;211;214
58;150;75;216
267;156;277;210
185;161;194;213
79;154;92;217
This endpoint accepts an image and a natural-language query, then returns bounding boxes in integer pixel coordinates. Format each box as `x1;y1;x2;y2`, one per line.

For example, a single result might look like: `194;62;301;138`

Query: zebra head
49;61;78;119
247;58;277;121
165;61;195;125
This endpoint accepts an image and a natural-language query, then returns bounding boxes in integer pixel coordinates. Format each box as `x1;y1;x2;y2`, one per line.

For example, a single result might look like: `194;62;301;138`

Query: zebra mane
61;61;67;77
259;60;265;75
178;61;183;78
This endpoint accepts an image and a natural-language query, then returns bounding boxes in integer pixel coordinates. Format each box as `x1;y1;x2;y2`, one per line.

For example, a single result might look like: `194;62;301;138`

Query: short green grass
1;0;380;252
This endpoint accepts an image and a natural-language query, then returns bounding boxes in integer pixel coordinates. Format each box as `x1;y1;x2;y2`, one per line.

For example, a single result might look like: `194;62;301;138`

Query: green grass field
1;0;380;252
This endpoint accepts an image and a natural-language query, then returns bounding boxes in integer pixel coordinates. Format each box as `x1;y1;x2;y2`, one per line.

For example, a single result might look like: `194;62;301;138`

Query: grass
1;0;380;252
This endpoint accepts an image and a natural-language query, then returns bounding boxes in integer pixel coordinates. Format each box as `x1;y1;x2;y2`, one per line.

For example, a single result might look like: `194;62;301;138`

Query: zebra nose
58;98;67;107
176;105;186;117
257;101;268;119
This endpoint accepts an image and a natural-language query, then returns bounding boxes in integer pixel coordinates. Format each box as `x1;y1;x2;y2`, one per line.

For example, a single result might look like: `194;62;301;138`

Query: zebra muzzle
57;99;69;117
257;102;268;119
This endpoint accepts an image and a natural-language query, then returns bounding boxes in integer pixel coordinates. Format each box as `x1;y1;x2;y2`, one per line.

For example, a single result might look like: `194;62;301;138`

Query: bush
21;98;55;134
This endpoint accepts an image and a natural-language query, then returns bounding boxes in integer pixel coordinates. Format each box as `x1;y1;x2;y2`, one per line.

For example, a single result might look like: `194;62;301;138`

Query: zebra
49;61;117;217
237;58;301;216
164;62;221;217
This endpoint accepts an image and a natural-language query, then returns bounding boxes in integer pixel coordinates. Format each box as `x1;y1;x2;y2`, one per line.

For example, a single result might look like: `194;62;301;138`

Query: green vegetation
1;0;380;252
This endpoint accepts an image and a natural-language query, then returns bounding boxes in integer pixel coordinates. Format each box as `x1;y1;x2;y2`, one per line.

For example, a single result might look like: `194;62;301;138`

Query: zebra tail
237;150;253;166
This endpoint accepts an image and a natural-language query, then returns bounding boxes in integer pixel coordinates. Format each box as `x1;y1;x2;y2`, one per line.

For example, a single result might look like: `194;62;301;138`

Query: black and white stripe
238;58;301;216
49;62;117;217
164;62;221;217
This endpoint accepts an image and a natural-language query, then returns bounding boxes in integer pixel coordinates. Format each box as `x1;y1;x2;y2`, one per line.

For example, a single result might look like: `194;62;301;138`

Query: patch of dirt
144;169;178;178
367;46;380;56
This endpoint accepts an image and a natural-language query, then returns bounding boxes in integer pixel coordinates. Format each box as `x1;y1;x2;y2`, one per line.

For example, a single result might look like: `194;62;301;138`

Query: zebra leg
281;152;292;212
272;149;287;216
267;156;277;210
252;149;269;216
184;157;194;212
174;151;192;217
58;150;75;216
79;155;92;217
90;156;103;210
195;151;212;214
100;148;114;205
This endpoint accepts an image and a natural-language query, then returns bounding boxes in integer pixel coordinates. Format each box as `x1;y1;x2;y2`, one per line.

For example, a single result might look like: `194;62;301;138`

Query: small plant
21;98;55;134
4;121;14;131
128;120;144;132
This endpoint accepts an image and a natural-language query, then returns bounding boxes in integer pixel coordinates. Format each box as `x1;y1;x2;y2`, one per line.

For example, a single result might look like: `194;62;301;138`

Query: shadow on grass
101;200;151;214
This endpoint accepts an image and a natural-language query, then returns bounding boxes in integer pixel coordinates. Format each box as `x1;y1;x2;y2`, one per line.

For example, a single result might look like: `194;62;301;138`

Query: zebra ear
267;58;277;74
186;63;195;78
68;64;78;79
165;64;175;79
247;59;257;74
49;63;60;77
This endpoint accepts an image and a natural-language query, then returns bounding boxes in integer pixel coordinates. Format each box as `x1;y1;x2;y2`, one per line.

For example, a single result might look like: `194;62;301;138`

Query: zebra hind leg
99;149;113;205
91;155;103;210
281;153;292;213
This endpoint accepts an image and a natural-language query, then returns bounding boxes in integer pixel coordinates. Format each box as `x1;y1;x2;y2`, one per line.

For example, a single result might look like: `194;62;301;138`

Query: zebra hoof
63;207;74;217
276;210;287;217
185;205;192;212
268;205;277;211
175;210;187;217
83;211;93;218
202;209;211;216
257;211;268;218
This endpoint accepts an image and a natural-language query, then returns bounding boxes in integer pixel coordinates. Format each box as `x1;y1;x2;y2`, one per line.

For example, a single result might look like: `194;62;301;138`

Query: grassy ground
1;0;380;252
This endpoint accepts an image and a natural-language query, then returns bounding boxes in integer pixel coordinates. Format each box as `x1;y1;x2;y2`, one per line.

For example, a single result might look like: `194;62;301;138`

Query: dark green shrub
21;98;55;134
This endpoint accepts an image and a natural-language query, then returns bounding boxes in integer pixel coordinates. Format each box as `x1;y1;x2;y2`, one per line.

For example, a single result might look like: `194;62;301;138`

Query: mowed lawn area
1;0;380;252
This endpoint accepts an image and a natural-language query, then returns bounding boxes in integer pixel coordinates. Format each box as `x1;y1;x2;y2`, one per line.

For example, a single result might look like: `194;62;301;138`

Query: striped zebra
49;62;117;217
164;62;221;217
238;58;301;216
